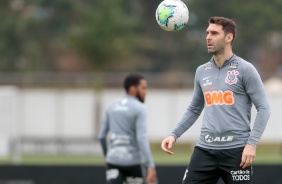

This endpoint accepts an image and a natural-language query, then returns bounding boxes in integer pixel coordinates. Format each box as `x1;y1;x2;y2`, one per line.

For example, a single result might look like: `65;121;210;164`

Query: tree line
0;0;281;75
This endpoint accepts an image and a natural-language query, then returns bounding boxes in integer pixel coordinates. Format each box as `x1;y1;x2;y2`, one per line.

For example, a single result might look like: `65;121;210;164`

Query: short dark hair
209;16;236;44
124;73;145;93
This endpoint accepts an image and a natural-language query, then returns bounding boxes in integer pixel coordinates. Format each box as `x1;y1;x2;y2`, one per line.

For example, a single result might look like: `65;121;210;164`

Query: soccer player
161;17;270;184
98;73;157;184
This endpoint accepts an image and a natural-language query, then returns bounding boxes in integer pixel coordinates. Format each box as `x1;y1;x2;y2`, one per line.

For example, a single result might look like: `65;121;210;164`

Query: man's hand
146;167;157;184
240;144;256;169
161;135;176;155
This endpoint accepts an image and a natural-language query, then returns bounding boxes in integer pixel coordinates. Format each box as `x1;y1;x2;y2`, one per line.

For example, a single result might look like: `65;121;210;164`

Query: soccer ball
155;0;189;32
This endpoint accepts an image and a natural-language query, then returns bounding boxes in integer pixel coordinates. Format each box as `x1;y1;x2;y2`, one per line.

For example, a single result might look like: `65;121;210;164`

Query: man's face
136;79;147;103
206;23;227;55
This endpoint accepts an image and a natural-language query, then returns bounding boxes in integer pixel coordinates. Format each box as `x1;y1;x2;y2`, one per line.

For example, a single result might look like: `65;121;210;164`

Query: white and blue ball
155;0;189;31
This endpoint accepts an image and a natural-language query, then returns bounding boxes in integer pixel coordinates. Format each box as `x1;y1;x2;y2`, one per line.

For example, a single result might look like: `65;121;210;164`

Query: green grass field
0;143;281;165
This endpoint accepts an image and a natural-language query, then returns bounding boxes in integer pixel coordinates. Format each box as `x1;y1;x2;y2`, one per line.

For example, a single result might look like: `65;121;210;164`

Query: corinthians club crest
225;70;239;85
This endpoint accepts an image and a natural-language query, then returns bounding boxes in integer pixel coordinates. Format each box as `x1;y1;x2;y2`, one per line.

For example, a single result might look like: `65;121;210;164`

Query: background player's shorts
182;146;253;184
106;163;146;184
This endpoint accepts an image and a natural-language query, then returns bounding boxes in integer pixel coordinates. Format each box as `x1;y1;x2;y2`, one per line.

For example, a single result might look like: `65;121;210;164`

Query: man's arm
136;106;155;168
170;68;205;140
244;63;270;147
240;63;270;169
162;68;205;154
97;112;109;157
135;106;157;183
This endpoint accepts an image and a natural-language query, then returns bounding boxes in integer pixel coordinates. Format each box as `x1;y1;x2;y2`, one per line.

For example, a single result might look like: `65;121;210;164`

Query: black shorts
182;146;253;184
106;163;146;184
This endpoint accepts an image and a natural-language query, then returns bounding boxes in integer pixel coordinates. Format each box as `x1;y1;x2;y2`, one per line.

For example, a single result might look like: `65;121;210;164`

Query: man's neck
213;49;233;68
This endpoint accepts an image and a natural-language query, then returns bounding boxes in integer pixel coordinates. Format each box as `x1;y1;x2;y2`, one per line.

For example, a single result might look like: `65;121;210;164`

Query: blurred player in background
161;16;270;184
98;73;157;184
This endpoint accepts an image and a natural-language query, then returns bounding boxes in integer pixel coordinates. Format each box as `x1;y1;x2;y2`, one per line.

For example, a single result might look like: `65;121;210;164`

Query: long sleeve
97;112;109;157
136;106;155;168
170;68;205;140
244;63;271;147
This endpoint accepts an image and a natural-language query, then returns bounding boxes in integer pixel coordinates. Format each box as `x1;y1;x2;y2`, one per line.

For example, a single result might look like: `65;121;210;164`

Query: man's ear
226;33;233;44
128;85;137;95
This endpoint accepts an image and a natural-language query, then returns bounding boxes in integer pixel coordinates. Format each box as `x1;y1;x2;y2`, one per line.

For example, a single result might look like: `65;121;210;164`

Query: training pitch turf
0;143;281;165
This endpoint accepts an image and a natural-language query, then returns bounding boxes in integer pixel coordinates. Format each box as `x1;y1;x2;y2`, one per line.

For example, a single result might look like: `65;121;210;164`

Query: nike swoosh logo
203;76;211;80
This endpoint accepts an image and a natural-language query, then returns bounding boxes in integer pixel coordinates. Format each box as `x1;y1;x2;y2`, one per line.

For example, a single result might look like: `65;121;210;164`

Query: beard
208;49;223;55
207;39;225;55
136;91;145;103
